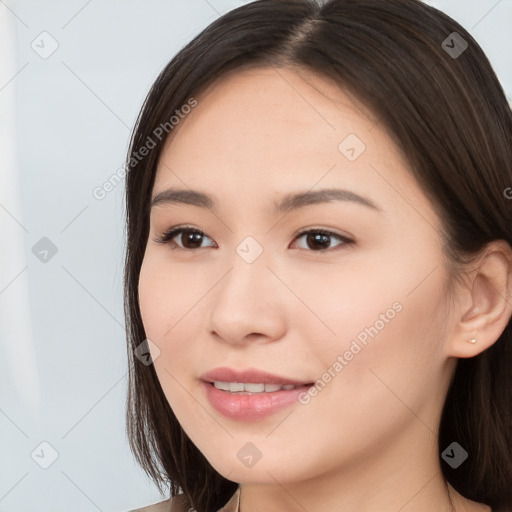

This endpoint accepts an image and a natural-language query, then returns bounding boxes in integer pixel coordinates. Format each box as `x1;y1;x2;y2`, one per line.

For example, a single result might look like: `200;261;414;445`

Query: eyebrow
151;187;381;213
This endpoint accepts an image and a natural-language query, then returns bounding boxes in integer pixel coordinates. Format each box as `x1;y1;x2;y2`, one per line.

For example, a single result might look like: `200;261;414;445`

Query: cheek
138;257;163;340
138;254;200;338
292;262;404;370
302;240;450;389
314;268;450;424
137;254;204;385
137;256;186;375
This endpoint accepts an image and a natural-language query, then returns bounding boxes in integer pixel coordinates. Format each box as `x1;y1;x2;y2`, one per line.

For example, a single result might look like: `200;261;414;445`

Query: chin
202;447;308;484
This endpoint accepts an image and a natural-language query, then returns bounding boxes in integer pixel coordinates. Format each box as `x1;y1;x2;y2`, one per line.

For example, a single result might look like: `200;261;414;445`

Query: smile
213;381;303;393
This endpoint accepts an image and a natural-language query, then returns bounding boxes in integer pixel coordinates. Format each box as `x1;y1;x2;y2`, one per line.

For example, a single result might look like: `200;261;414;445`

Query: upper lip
200;367;313;386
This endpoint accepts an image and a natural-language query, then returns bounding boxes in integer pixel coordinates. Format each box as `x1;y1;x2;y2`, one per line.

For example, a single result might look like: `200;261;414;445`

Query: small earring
467;338;477;344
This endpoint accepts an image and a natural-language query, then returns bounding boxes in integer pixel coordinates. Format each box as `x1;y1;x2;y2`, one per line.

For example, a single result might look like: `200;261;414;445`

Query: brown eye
292;230;353;251
154;227;216;250
155;226;353;252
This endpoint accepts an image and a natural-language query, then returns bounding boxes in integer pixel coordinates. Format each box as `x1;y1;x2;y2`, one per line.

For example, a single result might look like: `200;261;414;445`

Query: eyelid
154;224;355;250
153;224;211;245
291;228;354;251
291;225;354;241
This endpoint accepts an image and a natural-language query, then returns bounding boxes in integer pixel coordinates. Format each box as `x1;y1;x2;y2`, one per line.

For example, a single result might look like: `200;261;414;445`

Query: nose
206;253;287;347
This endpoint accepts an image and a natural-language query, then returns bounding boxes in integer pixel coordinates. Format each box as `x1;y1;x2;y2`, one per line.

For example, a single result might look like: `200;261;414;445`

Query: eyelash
153;225;354;252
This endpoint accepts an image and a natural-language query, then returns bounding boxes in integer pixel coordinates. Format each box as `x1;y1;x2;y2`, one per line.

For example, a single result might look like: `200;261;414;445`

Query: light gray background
0;1;510;511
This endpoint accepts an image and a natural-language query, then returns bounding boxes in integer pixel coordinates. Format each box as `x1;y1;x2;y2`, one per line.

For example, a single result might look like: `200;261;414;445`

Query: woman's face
138;66;457;485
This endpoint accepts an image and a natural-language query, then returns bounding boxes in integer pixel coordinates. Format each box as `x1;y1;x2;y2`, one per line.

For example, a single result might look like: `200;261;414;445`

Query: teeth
230;382;244;392
264;383;282;392
213;381;301;393
244;383;264;392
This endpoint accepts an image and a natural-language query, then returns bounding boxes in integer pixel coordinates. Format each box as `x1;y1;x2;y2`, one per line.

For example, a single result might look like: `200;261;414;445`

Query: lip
200;367;314;421
200;366;312;386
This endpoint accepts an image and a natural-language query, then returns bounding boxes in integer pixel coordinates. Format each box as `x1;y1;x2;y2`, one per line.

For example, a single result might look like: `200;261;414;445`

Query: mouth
199;367;315;420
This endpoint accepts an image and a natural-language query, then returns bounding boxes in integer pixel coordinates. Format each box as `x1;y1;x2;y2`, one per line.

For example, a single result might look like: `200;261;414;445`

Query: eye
154;226;354;252
291;229;353;251
154;226;216;250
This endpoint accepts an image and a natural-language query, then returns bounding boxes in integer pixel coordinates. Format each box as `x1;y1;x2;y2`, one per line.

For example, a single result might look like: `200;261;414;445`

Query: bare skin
138;65;511;512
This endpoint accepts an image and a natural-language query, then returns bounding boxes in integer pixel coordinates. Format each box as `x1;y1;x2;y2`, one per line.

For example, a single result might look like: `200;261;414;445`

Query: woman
124;1;512;511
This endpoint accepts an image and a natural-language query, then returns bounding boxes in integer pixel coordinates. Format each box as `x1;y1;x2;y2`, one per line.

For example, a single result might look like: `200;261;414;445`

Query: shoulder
128;485;240;512
127;493;190;512
127;499;171;512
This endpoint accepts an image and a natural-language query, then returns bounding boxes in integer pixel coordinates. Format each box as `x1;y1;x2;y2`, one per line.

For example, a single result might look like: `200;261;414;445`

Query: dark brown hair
124;1;512;510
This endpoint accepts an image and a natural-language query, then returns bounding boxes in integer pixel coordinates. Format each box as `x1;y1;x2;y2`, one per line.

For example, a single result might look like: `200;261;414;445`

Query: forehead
158;65;379;164
153;65;422;217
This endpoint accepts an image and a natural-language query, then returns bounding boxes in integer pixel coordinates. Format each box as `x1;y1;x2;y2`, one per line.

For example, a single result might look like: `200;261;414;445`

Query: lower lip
201;381;312;421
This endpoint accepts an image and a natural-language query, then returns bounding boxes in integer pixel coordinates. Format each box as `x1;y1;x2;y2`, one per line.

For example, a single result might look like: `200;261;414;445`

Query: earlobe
448;240;512;359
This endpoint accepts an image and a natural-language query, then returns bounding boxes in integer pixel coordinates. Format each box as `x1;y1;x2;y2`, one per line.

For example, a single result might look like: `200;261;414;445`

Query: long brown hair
124;1;512;510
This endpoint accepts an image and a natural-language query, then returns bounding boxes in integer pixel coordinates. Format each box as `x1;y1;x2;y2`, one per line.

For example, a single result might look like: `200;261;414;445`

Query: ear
448;239;512;358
